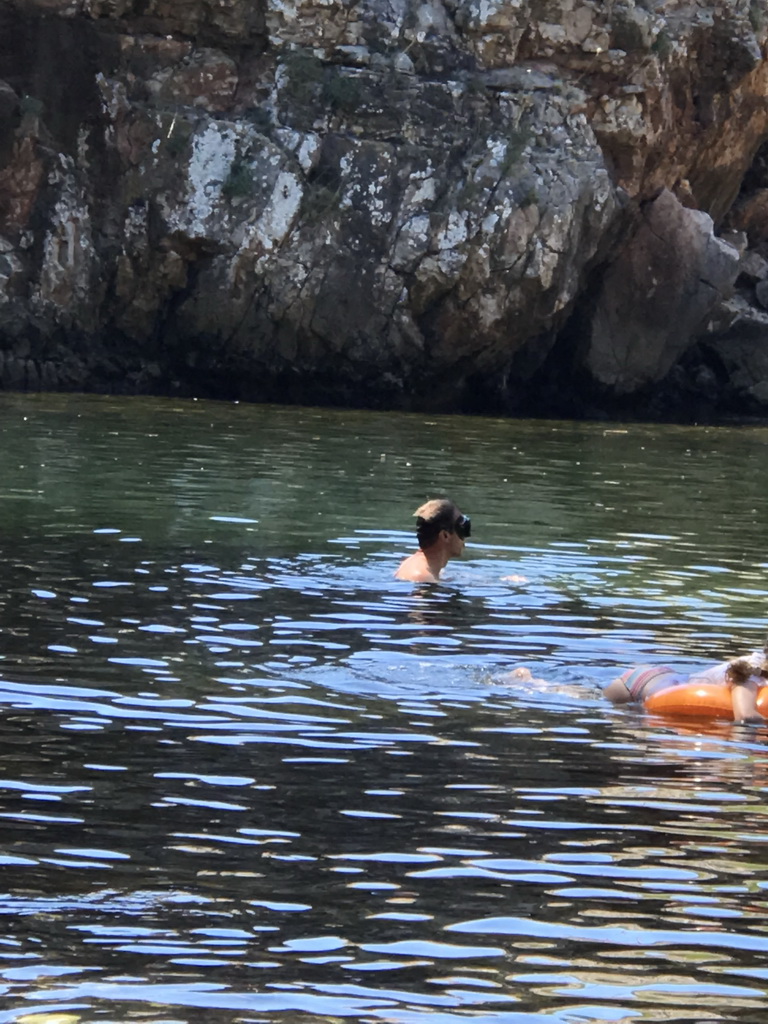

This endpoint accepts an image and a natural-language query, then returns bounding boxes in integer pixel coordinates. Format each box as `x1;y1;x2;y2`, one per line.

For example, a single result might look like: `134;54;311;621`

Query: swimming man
394;498;471;584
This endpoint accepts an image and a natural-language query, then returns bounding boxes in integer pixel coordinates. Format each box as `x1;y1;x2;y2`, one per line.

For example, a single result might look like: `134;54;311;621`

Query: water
0;392;767;1024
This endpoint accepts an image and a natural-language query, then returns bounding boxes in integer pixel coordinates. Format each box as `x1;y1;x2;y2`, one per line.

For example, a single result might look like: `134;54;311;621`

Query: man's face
449;527;466;557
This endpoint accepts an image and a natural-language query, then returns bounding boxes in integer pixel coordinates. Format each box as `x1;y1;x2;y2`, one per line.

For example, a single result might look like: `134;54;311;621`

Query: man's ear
439;528;451;542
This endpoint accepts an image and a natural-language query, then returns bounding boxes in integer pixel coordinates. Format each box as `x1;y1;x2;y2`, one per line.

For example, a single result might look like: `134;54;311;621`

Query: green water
0;391;767;1024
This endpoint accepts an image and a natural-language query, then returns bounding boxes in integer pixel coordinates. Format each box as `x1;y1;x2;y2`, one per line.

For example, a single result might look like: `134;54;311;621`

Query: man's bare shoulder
394;553;439;583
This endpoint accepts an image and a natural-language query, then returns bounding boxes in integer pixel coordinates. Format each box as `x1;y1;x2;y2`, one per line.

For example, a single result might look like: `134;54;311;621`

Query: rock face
583;189;741;393
1;0;768;419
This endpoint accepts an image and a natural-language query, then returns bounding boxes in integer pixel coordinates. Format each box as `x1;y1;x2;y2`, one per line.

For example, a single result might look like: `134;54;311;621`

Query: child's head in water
725;646;768;687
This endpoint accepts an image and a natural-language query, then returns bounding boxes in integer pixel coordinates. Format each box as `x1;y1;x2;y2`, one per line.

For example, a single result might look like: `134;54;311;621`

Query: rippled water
0;392;767;1024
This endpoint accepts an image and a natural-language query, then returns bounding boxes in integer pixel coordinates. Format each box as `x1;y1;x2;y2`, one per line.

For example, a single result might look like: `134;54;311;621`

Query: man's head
413;498;471;552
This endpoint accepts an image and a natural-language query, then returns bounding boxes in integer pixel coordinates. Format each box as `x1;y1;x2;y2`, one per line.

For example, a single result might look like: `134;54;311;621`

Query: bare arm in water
723;655;764;723
685;655;764;722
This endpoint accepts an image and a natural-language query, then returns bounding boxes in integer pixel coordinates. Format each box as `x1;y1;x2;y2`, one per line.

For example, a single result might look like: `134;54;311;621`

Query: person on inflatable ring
603;648;768;724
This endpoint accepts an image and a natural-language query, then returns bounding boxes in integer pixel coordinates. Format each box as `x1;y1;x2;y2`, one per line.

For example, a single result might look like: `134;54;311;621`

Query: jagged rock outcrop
1;0;768;419
582;189;742;393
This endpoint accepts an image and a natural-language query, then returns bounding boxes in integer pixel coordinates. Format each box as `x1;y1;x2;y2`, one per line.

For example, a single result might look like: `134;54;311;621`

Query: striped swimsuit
615;664;686;702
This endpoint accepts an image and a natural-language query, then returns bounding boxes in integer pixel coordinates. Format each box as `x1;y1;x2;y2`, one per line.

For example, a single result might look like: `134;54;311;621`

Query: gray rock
584;190;741;393
755;279;768;309
741;249;768;282
0;0;767;416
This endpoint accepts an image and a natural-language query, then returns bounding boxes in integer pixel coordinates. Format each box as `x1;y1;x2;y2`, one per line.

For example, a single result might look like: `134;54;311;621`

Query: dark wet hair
413;498;466;549
725;644;768;687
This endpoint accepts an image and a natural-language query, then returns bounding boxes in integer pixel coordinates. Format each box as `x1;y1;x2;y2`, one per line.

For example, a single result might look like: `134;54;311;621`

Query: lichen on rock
0;0;768;418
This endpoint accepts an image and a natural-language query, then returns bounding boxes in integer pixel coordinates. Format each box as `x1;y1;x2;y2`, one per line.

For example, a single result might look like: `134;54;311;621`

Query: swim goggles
454;515;471;539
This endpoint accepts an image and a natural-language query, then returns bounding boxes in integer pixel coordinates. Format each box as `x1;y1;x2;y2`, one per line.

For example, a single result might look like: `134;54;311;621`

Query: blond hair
413;498;461;549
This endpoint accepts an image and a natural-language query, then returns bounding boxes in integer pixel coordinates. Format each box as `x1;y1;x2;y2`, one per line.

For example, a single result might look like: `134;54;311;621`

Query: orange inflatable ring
644;682;768;720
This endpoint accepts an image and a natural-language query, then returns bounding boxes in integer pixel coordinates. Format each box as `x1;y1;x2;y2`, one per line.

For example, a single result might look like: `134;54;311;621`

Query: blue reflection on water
0;396;768;1023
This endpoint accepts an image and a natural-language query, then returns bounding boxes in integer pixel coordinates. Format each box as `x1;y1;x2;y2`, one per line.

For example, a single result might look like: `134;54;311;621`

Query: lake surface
0;392;767;1024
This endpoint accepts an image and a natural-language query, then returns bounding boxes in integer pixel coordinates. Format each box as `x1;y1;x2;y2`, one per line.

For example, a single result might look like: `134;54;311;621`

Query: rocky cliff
2;0;768;420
